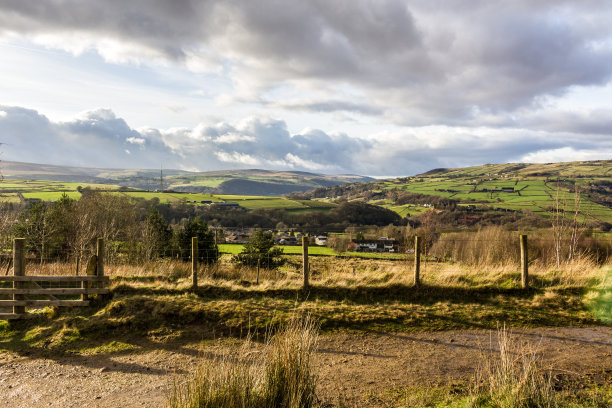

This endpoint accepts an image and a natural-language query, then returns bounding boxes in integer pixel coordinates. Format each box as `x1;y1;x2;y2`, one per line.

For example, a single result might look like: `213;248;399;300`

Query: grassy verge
0;259;608;357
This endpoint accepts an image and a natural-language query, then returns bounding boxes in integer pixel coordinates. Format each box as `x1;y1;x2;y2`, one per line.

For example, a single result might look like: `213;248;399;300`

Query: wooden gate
0;238;109;320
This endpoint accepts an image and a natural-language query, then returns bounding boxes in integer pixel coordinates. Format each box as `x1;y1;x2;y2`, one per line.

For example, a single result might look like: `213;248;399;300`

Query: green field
0;179;332;212
218;244;405;259
219;244;336;256
21;191;82;201
3;160;612;223
375;161;612;223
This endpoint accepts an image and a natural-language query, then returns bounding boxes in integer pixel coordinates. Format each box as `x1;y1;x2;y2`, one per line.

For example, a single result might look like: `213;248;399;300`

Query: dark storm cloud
3;1;612;122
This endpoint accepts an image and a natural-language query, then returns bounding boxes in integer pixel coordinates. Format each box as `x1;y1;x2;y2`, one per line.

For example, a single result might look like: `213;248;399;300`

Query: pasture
218;244;404;258
377;163;612;223
0;179;336;212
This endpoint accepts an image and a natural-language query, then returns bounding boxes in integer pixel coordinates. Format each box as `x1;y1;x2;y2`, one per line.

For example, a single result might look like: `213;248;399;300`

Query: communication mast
160;165;163;192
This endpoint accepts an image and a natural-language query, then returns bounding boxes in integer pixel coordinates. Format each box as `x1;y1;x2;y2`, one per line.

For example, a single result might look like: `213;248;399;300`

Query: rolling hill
299;160;612;224
0;161;373;196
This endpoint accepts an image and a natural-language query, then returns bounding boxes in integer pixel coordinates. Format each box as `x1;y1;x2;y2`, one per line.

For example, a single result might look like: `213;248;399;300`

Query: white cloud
126;137;145;145
1;105;610;176
213;133;256;144
520;147;612;163
215;151;260;166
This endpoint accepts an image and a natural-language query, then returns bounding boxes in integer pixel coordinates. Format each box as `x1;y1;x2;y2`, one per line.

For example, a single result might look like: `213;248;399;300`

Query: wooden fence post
302;235;309;289
414;236;421;287
96;238;104;278
192;237;198;290
256;258;260;285
13;238;25;315
520;234;528;289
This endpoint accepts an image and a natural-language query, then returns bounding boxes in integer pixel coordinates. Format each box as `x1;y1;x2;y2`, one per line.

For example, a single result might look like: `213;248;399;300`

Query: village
224;229;400;252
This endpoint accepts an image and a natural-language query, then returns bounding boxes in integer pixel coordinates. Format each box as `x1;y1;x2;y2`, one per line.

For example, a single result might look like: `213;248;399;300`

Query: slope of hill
300;160;612;224
0;161;372;196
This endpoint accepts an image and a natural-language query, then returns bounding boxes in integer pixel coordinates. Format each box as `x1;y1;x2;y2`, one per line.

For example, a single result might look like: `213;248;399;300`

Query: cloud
0;105;367;173
2;1;612;123
520;147;612;163
520;108;612;136
1;105;611;177
274;99;383;116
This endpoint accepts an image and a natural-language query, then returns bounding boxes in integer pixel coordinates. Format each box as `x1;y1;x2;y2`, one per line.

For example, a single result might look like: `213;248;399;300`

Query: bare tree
72;193;138;263
551;181;582;266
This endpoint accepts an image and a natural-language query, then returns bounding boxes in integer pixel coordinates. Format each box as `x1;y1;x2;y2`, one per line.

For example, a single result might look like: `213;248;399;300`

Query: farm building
315;235;328;246
348;238;399;253
226;231;250;244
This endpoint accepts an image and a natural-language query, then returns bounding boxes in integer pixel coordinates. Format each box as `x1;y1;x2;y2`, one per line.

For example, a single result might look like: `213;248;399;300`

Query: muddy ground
0;326;610;408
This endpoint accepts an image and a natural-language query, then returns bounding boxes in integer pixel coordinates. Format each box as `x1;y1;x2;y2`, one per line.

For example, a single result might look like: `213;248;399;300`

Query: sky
0;0;611;177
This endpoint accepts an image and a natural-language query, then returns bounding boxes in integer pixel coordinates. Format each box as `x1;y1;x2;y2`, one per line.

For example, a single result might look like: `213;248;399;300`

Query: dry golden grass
21;254;607;291
167;317;319;408
472;326;557;408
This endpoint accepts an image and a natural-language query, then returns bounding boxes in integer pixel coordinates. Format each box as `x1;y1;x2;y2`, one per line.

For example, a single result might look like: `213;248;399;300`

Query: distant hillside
0;161;373;196
297;160;612;224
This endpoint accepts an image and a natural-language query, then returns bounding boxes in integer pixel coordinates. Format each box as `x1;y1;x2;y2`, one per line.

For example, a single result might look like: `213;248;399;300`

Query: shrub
232;229;284;269
176;218;219;264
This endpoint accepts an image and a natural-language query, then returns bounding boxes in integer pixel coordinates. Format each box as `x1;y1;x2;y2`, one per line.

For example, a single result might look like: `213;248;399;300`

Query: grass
471;325;556;408
0;258;609;407
0;257;608;356
219;244;405;258
389;327;612;408
167;317;319;408
219;244;336;256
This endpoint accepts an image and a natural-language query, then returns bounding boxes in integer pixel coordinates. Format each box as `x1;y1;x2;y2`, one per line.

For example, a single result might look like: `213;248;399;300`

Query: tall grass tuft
431;226;520;267
472;326;556;408
168;317;319;408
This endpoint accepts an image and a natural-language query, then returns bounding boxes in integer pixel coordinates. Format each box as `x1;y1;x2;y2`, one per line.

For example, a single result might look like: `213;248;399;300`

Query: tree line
0;192;403;263
2;193;218;264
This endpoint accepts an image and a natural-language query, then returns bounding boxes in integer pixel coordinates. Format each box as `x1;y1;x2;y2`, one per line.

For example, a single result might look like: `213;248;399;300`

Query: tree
327;234;350;253
46;193;77;257
330;201;402;226
177;217;218;264
232;229;284;268
71;193;138;262
13;202;57;262
142;207;172;260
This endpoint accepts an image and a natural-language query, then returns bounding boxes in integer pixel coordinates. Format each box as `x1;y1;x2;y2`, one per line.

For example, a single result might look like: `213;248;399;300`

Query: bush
232;230;284;268
177;218;219;264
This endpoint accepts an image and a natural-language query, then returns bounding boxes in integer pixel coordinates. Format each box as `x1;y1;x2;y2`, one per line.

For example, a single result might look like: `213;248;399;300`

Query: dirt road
0;326;610;408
